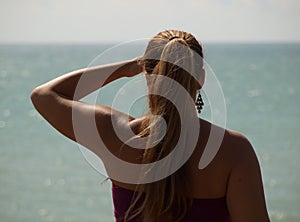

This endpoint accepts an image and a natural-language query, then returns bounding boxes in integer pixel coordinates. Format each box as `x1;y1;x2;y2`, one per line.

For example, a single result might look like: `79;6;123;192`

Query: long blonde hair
125;30;204;222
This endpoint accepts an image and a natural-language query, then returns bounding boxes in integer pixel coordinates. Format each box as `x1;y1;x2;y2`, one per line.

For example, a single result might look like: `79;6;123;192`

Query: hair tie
169;36;180;41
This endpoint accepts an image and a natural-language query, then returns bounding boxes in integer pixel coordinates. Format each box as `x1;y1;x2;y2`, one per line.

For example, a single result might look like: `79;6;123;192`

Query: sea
0;42;299;222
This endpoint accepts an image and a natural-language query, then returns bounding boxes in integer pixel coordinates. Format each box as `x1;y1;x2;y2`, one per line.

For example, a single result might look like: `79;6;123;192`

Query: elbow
30;87;42;107
30;86;51;109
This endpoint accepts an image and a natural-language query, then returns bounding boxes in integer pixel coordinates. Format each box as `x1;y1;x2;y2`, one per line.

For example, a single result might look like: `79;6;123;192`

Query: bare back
112;118;231;198
110;117;270;222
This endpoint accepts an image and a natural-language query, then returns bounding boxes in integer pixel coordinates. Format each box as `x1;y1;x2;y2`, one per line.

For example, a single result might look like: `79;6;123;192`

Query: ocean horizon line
1;40;300;46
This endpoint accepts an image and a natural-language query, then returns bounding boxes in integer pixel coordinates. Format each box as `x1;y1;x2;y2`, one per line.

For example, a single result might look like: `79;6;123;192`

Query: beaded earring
195;91;204;113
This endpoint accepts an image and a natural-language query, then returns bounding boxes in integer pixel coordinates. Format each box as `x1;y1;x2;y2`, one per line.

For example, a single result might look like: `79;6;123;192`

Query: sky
0;0;300;43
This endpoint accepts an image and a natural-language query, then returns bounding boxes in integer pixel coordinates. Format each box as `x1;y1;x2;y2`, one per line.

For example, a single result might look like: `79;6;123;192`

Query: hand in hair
125;56;144;77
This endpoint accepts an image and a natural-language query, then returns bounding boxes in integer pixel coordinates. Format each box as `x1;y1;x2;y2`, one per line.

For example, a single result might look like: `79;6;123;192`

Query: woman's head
143;30;204;74
142;30;205;114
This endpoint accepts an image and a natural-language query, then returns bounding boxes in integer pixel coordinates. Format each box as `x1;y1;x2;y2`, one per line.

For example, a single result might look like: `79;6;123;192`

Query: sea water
0;43;299;222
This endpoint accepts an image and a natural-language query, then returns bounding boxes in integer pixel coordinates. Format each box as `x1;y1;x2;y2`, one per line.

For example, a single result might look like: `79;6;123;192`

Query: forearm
33;58;142;100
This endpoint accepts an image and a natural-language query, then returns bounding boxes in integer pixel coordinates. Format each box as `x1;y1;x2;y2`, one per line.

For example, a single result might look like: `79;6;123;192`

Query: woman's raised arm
31;57;142;101
30;58;142;155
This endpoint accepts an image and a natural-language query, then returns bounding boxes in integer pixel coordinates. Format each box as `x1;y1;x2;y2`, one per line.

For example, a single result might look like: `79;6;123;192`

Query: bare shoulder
226;129;252;147
192;119;254;167
199;119;255;164
220;129;258;167
222;129;270;221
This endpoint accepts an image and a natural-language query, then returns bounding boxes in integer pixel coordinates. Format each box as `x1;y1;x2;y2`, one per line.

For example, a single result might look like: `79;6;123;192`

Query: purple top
112;183;231;222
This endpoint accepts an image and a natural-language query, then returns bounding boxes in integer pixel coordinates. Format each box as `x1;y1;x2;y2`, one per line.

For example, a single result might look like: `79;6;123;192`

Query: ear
198;68;205;89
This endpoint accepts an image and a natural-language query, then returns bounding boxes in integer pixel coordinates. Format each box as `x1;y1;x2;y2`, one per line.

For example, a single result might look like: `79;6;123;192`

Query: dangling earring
195;91;204;113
